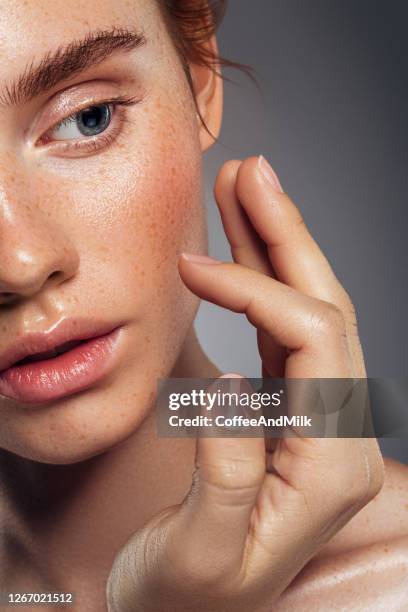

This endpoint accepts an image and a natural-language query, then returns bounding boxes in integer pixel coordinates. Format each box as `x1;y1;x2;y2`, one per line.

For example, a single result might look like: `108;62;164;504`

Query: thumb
178;374;266;566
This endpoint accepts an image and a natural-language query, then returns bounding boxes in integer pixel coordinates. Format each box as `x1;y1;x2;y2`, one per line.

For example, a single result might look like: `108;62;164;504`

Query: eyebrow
0;27;146;107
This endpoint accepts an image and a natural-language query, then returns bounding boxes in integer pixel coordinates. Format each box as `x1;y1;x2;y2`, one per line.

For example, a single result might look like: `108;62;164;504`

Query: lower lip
0;327;123;405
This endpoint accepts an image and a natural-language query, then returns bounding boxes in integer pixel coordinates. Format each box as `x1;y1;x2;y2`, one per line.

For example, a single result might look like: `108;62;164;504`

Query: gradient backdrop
194;1;407;462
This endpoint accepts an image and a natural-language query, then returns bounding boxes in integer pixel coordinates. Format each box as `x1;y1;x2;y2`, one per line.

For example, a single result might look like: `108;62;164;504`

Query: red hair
157;0;256;136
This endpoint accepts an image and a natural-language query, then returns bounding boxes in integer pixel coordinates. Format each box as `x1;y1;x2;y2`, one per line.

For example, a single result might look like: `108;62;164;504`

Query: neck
0;326;221;604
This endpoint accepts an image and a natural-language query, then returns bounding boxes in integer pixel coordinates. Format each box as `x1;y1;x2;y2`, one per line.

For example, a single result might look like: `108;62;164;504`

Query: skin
0;0;406;610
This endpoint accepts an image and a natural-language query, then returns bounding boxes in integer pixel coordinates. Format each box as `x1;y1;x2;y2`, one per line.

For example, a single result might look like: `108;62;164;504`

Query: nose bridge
0;169;79;301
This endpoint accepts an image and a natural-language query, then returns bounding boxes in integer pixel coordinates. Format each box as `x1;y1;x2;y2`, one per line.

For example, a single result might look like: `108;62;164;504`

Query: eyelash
38;94;139;156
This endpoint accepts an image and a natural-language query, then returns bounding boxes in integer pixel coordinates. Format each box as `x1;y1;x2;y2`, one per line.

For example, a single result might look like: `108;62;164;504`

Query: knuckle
296;441;385;519
293;208;306;230
345;476;371;507
308;301;346;339
198;458;264;503
364;444;386;499
283;201;306;238
339;287;358;321
331;473;368;511
340;444;385;509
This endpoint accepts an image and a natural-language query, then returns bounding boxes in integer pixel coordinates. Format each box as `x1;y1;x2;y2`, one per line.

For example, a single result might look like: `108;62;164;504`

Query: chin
0;376;156;465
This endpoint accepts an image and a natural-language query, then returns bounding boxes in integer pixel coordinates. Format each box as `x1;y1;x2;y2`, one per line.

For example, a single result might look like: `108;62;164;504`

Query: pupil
78;105;110;136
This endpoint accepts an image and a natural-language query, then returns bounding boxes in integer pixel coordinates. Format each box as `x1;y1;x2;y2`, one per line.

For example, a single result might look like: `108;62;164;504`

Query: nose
0;193;79;306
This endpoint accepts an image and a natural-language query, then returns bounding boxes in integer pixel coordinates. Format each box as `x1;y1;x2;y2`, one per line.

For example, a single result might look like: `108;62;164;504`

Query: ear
189;36;224;152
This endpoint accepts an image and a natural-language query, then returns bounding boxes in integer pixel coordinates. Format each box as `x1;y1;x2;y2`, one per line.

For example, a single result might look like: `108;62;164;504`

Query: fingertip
214;159;242;201
219;372;245;379
216;159;242;181
236;155;263;189
179;253;222;266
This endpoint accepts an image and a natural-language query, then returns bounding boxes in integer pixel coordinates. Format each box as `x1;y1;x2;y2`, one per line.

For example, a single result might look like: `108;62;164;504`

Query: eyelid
26;74;144;141
37;94;140;146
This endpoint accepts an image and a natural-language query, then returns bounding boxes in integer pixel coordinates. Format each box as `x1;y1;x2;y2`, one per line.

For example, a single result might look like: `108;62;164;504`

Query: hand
106;156;384;612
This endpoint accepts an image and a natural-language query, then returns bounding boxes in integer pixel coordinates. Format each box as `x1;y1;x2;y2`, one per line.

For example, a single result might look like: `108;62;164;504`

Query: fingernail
258;155;284;193
217;375;247;432
219;373;244;379
181;253;222;265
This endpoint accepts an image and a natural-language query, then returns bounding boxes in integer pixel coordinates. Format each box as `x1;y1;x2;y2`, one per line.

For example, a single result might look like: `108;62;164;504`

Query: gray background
194;1;407;462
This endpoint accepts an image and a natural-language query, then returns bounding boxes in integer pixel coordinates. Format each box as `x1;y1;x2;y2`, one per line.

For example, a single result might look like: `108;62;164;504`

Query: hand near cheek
107;157;385;612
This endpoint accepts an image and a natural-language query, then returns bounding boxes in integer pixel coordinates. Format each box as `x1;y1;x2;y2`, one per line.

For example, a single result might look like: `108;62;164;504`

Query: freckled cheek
143;157;204;260
131;107;205;263
109;139;205;329
52;109;205;309
96;128;204;274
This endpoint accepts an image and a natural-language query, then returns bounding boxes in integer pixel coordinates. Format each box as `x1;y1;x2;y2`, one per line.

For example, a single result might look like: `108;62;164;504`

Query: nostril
48;270;63;282
0;292;19;304
0;271;65;305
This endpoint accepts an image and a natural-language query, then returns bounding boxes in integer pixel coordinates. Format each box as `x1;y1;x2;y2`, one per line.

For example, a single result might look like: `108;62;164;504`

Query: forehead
0;0;161;73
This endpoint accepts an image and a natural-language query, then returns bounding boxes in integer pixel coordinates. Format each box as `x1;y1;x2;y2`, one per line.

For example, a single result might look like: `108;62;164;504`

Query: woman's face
0;0;209;463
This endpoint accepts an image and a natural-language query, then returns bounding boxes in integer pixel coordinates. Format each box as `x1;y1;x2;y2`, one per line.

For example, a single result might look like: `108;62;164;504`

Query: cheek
80;105;204;257
132;120;205;270
42;99;206;308
96;109;206;311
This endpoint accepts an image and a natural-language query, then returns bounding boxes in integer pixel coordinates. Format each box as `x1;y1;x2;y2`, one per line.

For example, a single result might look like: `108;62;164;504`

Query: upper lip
0;318;120;373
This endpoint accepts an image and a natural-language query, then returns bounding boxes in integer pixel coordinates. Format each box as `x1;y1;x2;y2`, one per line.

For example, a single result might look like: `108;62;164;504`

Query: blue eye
38;94;140;156
52;103;112;140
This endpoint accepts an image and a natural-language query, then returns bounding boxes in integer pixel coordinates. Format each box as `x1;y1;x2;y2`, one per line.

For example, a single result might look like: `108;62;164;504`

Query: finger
214;160;274;277
234;156;340;299
178;256;353;377
235;156;365;376
214;160;286;377
178;375;266;568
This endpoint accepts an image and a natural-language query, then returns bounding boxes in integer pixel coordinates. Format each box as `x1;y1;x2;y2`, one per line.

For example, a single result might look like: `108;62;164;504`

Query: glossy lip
0;319;125;405
0;318;121;373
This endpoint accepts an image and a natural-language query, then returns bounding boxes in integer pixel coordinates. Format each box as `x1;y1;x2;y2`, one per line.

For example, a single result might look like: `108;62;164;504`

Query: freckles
148;147;201;243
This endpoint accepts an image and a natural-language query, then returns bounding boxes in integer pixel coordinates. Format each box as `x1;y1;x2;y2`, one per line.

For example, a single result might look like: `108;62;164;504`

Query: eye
37;94;140;157
51;103;112;141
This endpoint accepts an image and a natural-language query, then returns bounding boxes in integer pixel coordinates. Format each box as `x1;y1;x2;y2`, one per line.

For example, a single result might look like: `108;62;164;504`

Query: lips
0;319;124;404
14;339;84;365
